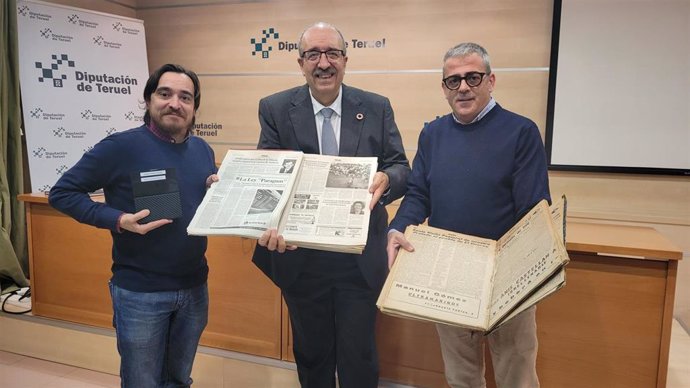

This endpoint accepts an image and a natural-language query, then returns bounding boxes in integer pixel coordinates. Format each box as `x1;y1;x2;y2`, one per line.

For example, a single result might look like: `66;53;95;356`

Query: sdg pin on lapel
131;168;182;223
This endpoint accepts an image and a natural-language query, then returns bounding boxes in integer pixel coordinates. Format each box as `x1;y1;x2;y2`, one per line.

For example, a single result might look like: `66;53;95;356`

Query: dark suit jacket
252;84;410;291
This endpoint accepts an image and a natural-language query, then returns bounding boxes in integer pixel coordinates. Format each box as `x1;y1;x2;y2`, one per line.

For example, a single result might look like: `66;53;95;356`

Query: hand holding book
377;196;569;332
188;149;379;254
257;228;298;253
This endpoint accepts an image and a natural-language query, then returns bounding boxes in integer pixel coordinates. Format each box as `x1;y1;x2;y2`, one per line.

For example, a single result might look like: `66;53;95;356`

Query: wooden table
20;194;681;387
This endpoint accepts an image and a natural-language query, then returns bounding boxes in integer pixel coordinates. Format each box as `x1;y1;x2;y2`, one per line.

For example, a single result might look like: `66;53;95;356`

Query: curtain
0;0;30;294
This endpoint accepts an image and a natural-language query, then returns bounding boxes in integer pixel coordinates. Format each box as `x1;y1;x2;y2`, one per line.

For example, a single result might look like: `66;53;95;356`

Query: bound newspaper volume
377;196;569;332
187;149;378;254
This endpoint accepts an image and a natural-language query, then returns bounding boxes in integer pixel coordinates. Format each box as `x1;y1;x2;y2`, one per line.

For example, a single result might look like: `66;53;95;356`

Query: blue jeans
109;282;208;388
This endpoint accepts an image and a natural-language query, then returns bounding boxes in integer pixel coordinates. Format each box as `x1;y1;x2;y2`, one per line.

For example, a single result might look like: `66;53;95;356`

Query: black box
131;168;182;223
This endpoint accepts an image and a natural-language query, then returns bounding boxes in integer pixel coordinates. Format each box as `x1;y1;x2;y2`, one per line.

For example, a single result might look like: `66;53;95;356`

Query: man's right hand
258;228;297;253
386;230;415;269
119;209;172;235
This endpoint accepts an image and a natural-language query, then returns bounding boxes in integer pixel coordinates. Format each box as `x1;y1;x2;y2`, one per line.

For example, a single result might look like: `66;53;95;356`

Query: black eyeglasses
442;72;487;90
301;49;345;62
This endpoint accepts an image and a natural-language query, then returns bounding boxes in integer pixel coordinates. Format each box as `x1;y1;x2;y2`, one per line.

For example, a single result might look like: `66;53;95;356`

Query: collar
147;121;191;143
309;86;343;117
452;97;496;125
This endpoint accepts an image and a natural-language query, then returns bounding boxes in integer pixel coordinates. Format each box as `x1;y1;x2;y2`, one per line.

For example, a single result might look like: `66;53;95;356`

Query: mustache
163;109;185;117
313;68;336;77
455;93;474;101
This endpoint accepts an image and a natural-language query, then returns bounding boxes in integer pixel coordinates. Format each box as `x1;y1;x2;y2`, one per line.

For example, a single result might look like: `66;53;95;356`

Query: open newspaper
187;150;377;254
376;196;569;332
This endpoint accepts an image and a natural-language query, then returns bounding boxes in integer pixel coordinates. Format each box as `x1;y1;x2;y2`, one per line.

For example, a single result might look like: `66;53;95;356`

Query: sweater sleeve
511;121;551;219
48;135;125;231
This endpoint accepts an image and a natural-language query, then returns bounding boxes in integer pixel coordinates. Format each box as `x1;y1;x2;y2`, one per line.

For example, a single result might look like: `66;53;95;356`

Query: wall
38;0;689;321
136;0;553;157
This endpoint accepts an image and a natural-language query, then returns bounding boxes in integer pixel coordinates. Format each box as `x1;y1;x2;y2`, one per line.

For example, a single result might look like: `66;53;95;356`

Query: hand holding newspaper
377;196;569;332
187;150;378;254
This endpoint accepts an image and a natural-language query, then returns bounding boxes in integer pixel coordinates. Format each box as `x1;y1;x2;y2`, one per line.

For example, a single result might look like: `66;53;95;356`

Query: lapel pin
356;113;364;121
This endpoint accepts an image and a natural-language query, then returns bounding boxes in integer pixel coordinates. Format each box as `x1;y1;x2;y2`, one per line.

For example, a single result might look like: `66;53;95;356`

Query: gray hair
297;22;347;56
443;42;491;74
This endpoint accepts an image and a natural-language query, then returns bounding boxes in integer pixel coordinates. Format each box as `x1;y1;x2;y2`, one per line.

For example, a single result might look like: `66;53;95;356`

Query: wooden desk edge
566;222;682;261
566;242;682;261
19;193;51;204
19;194;682;262
19;192;105;204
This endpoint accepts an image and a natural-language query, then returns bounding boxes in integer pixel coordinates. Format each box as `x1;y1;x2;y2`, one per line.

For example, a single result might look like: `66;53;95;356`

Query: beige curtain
0;0;30;294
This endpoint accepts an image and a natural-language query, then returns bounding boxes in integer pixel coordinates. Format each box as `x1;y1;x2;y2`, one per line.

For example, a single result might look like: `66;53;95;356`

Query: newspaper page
187;149;303;237
487;199;570;328
494;196;568;328
377;226;497;330
278;154;377;254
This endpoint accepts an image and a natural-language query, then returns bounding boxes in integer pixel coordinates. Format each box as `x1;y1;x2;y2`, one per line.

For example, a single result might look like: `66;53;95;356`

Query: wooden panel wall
137;0;553;156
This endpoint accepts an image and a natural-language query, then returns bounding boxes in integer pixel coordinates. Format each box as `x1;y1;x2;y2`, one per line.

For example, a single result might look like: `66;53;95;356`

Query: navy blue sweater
390;104;550;240
49;125;216;292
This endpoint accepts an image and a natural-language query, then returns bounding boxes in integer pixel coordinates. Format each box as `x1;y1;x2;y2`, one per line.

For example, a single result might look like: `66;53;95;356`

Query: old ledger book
377;196;569;332
188;149;377;254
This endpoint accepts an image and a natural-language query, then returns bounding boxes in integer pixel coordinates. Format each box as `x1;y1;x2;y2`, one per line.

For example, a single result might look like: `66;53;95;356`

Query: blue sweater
390;104;550;240
49;125;216;292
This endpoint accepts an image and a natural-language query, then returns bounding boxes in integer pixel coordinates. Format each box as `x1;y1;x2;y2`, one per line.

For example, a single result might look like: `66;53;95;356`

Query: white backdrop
16;0;149;193
550;0;690;172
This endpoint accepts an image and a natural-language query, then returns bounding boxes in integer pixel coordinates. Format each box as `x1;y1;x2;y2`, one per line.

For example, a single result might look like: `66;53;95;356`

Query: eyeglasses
442;72;487;90
301;49;345;62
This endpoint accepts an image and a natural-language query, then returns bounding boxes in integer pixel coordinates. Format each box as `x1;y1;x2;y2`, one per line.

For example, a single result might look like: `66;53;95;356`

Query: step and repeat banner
16;0;148;193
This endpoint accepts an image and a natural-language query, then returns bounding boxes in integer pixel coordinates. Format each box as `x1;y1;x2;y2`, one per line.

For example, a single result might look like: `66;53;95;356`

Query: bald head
298;22;347;56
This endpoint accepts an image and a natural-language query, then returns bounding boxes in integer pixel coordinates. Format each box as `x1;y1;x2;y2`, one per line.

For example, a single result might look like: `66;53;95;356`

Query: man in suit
253;22;410;388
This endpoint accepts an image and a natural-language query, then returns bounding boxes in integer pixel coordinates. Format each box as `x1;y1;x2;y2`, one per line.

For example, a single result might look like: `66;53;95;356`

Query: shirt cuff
378;186;391;205
116;213;125;233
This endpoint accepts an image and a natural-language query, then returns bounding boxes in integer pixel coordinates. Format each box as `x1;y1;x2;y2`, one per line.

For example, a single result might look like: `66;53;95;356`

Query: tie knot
321;108;334;119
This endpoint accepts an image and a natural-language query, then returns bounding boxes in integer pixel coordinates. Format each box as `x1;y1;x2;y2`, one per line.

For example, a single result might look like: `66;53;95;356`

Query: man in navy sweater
387;43;550;388
49;64;217;388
